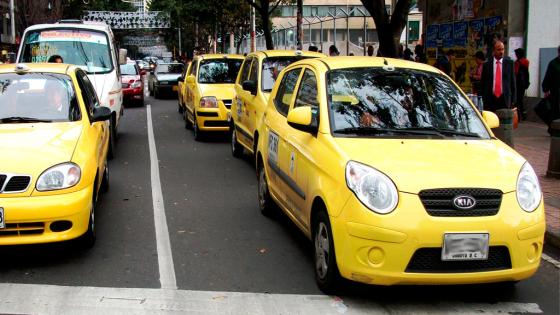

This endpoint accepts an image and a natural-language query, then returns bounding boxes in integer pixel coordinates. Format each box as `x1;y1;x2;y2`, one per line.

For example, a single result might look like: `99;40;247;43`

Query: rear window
261;56;310;92
198;59;242;84
0;73;80;122
156;64;184;74
120;64;138;75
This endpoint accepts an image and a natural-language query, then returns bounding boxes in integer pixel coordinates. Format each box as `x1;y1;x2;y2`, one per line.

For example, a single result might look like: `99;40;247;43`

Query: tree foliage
245;0;293;50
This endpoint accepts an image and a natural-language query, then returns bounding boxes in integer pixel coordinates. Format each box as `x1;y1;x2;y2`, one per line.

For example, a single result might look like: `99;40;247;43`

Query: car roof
296;56;441;74
194;54;244;61
0;63;77;75
249;50;326;59
24;21;112;33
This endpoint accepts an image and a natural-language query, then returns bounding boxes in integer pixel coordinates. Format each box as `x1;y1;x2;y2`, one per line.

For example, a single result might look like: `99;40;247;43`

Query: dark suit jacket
481;57;516;111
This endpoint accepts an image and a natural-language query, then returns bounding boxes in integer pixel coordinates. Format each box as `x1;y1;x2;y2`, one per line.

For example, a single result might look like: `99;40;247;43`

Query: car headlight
345;161;398;214
36;163;81;191
130;80;142;88
516;162;542;212
200;96;218;108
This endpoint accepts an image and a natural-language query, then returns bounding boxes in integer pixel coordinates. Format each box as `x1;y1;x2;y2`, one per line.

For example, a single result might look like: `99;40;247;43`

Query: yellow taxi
0;63;111;248
255;57;545;293
177;61;191;114
182;54;244;140
231;50;325;157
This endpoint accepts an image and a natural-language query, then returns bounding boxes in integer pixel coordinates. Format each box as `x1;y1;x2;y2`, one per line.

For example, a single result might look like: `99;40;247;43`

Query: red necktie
494;60;502;98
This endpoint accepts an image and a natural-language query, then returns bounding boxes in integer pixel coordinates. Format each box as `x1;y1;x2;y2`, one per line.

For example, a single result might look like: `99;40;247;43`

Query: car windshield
19;29;113;74
327;68;490;139
198;59;242;84
0;73;80;122
262;56;309;92
156;64;184;74
120;64;138;75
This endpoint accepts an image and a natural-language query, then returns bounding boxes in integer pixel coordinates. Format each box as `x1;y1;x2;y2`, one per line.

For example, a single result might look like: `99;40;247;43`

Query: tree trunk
296;0;303;50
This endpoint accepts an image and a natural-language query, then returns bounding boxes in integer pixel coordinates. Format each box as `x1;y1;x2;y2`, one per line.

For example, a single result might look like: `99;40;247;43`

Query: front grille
222;99;232;109
419;188;503;217
4;176;31;192
406;246;512;273
0;222;45;237
204;120;230;127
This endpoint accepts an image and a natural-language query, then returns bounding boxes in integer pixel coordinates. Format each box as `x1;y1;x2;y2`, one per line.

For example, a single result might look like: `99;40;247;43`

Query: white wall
526;0;560;97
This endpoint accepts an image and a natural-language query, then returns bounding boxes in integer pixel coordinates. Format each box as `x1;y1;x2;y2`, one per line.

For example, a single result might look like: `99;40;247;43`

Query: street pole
178;27;182;57
10;0;15;45
250;2;256;52
296;0;303;50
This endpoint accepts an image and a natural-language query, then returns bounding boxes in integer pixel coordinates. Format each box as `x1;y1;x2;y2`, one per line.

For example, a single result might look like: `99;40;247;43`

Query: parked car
255;56;545;293
148;62;184;99
180;54;244;141
230;50;325;157
0;63;111;248
120;62;145;106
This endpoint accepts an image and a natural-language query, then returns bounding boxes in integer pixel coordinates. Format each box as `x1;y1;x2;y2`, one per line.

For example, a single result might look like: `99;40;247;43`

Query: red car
120;62;145;106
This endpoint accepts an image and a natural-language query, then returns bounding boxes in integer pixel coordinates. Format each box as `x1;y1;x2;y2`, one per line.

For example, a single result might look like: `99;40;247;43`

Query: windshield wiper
333;127;443;136
0;116;52;123
402;127;481;138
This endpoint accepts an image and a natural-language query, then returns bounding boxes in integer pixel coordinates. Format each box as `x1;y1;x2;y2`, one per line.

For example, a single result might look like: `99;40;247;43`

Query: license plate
0;207;5;229
172;85;178;91
442;233;489;261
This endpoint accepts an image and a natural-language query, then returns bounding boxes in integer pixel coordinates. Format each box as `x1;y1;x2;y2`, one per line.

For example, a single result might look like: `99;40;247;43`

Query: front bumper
331;191;545;285
155;84;178;94
0;185;93;245
196;107;231;132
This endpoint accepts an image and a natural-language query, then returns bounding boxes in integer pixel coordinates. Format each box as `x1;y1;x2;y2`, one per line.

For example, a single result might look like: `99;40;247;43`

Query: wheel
184;109;192;129
313;210;342;294
231;125;243;158
78;200;96;249
100;163;109;193
107;118;116;160
193;113;203;141
257;160;275;216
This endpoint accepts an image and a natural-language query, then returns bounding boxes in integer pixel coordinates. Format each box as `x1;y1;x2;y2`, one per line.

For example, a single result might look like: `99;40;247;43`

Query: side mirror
287;106;317;133
242;80;257;95
186;75;195;84
91;106;112;122
118;49;128;65
482;110;500;129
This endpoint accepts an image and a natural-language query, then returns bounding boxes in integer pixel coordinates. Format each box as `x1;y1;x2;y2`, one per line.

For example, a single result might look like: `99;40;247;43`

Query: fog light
50;220;72;232
368;247;385;265
527;243;539;262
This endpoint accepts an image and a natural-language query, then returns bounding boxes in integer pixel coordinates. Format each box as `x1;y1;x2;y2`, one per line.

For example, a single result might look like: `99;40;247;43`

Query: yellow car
255;57;545;293
0;63;111;248
177;61;191;114
231;50;325;157
182;54;244;140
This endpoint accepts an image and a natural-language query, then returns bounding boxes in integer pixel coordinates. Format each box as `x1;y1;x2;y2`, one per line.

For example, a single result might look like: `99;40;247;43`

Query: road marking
0;283;544;315
542;253;560;268
146;105;177;290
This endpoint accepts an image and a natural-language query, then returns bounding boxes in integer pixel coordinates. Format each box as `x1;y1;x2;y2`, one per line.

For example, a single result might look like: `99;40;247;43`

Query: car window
0;72;80;122
327;68;490;138
294;69;318;110
190;60;198;77
156;64;184;74
120;64;138;75
198;59;242;84
238;57;253;84
262;56;311;92
77;70;100;118
249;58;259;82
273;68;302;117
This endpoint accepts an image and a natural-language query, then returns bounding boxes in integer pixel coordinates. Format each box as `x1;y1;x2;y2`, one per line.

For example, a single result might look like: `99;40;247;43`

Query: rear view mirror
482;111;500;129
242;80;257;95
91;106;112;122
119;49;128;65
287;106;317;133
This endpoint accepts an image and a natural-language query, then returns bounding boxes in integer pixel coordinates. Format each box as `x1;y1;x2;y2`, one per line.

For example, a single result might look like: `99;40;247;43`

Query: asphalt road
0;93;558;314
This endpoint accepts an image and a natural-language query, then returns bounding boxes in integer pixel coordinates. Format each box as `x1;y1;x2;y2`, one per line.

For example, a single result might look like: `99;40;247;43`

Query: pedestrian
542;45;560;129
403;48;414;61
480;40;516;112
436;49;455;77
308;45;318;52
48;55;64;63
328;45;339;57
469;51;485;95
414;44;427;63
367;45;374;57
514;48;530;120
349;52;354;56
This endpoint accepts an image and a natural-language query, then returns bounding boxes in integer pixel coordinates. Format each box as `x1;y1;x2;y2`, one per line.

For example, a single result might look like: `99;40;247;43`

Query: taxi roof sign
14;64;30;74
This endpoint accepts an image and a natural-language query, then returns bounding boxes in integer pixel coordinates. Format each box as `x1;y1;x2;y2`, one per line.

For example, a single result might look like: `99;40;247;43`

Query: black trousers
516;89;527;119
487;95;507;112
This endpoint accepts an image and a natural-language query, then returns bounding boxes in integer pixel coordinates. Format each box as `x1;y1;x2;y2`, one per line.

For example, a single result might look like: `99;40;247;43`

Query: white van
17;20;127;158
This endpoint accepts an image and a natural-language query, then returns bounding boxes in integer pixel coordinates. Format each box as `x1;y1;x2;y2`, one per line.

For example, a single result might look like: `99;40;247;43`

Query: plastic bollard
547;119;560;179
492;108;514;148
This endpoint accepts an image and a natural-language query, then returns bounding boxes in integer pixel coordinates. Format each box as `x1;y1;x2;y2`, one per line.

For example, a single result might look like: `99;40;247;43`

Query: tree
244;0;288;50
360;0;412;57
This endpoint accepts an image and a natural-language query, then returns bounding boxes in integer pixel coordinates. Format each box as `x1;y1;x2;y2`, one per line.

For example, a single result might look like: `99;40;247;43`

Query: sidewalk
512;120;560;248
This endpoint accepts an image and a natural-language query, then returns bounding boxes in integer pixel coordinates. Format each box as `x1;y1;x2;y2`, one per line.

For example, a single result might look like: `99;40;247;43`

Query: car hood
199;83;237;100
155;74;181;81
0;123;82;176
333;137;525;194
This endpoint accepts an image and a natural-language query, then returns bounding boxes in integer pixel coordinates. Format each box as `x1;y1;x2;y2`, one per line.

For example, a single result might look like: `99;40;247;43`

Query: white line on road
0;283;544;315
541;253;560;269
147;104;177;290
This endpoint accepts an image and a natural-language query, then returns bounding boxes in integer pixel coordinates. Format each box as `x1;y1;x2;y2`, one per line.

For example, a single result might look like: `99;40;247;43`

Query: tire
193;113;203;141
313;210;342;294
107;118;116;160
257;160;275;216
231;125;243;158
100;163;109;193
184;109;193;129
78;200;96;249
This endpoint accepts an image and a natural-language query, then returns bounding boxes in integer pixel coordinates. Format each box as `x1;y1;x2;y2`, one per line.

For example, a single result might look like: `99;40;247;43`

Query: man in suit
481;40;516;112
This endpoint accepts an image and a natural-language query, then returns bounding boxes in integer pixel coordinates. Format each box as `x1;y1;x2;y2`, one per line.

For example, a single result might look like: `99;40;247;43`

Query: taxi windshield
20;29;113;74
262;56;308;92
156;64;184;74
198;59;242;84
0;73;80;123
327;68;490;139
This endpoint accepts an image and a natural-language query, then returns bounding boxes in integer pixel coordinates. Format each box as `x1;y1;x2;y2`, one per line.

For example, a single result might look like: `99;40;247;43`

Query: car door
264;67;304;224
233;56;255;148
286;68;321;226
178;63;189;107
185;59;199;120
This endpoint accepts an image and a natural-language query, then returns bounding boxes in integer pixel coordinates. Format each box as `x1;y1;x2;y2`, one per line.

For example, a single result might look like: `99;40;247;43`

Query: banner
453;21;468;47
426;24;439;48
123;35;162;47
83;11;170;29
439;23;454;48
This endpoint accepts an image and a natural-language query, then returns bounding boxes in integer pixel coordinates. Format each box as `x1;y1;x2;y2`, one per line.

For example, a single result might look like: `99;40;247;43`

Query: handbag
534;97;552;125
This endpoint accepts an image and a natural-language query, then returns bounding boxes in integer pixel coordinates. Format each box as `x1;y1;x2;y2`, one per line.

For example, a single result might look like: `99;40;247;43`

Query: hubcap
315;222;330;279
258;167;267;209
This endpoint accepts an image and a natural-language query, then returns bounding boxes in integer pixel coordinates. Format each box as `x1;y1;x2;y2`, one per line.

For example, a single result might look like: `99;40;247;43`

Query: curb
545;230;560;249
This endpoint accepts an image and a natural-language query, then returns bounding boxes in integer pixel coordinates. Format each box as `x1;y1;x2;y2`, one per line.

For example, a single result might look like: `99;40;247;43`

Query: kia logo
453;195;476;210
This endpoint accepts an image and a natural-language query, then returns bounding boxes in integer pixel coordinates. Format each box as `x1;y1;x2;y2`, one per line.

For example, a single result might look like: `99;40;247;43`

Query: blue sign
453;21;468;47
485;16;502;29
440;23;453;48
426;24;439;48
470;19;484;32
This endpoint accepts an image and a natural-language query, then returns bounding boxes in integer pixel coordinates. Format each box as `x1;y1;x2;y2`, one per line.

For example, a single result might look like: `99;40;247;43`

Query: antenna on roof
383;58;388;66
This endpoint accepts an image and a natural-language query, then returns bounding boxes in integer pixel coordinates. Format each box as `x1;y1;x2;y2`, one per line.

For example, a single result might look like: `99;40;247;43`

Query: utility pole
250;1;256;52
10;0;15;45
296;0;303;50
